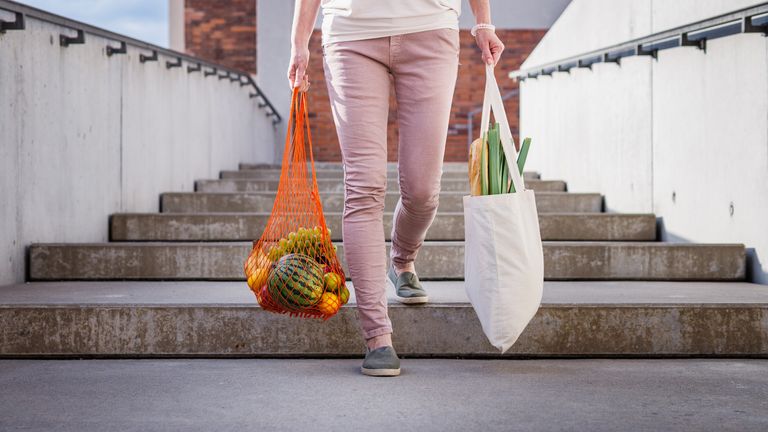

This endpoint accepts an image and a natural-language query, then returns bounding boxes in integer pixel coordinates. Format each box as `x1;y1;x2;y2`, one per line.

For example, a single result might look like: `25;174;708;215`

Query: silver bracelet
471;23;496;37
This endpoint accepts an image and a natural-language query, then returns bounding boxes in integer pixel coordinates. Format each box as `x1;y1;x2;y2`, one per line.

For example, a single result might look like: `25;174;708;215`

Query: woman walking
288;0;504;376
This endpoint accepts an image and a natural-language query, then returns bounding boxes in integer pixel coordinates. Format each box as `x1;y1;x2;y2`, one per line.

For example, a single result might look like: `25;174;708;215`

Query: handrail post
60;29;84;47
680;33;706;51
743;15;768;35
0;11;24;33
166;57;182;69
106;41;127;56
187;63;202;73
140;50;158;63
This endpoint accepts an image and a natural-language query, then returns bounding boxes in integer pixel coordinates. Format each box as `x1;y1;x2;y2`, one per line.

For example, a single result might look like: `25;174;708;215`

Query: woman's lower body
322;29;460;348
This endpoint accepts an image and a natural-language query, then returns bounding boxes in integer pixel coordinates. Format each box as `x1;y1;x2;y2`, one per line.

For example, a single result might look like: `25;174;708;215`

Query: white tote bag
463;65;544;353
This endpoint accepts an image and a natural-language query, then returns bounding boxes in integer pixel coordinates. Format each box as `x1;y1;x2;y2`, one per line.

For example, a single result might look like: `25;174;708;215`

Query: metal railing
0;0;281;124
510;3;768;81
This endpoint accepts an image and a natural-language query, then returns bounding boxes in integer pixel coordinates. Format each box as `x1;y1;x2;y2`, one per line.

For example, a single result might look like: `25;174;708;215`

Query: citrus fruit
247;267;270;291
324;272;342;292
339;285;350;305
316;292;341;315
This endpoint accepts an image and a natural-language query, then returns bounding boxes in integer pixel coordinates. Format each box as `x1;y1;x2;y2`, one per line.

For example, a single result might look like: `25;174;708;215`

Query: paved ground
1;359;767;431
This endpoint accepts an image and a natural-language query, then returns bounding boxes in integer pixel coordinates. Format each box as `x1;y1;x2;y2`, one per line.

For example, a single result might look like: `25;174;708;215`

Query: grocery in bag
469;122;531;196
463;65;544;353
244;89;349;319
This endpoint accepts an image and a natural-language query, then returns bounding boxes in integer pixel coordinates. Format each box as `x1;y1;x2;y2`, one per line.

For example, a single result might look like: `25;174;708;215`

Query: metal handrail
510;3;768;81
466;89;519;149
0;0;281;124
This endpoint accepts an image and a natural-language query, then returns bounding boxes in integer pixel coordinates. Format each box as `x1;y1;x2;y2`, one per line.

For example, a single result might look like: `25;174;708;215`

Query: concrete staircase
3;163;767;357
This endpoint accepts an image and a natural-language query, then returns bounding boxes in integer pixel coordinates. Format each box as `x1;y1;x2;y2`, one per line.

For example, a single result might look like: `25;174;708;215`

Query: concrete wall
519;0;768;283
0;15;277;285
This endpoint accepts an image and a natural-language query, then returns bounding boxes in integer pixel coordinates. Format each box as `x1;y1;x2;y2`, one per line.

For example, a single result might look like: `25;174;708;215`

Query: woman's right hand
287;45;311;92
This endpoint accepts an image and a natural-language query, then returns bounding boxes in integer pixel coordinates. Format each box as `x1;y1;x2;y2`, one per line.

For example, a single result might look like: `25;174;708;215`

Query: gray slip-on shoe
361;346;401;377
387;265;429;304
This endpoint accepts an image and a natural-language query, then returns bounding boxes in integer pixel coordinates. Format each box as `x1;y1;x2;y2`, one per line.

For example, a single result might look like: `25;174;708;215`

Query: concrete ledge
111;212;656;242
28;241;746;281
220;169;541;180
239;162;478;173
161;191;603;214
1;281;765;357
195;179;567;193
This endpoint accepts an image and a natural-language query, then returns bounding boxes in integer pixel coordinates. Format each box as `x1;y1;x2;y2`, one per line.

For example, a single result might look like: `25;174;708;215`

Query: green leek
487;123;499;194
517;138;531;176
480;134;488;196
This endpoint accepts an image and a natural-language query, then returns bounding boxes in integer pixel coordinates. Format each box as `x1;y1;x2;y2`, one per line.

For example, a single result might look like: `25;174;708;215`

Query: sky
16;0;169;47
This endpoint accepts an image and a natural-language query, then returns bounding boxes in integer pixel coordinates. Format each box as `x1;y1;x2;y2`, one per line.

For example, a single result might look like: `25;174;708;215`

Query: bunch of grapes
267;226;336;262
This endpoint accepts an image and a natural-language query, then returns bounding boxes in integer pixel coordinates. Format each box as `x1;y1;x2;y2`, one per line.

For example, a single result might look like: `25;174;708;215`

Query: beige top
320;0;461;45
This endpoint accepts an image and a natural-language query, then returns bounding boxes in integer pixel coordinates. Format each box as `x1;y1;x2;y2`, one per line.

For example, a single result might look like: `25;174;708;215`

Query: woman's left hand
475;29;504;66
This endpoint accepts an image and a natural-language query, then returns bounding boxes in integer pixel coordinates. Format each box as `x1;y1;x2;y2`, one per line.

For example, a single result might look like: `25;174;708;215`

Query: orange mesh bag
243;89;349;319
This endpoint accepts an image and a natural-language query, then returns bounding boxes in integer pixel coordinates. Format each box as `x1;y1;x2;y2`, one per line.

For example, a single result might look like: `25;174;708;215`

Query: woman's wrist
290;25;312;49
471;23;496;37
291;38;310;51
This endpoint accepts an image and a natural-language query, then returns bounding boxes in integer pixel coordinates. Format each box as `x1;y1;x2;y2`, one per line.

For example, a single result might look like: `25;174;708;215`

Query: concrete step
111;212;657;242
221;169;541;181
1;281;765;357
195;178;567;193
161;191;603;214
239;162;476;172
29;241;745;281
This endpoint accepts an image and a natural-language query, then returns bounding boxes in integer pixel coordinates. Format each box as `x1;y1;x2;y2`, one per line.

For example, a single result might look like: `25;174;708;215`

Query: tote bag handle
479;64;526;193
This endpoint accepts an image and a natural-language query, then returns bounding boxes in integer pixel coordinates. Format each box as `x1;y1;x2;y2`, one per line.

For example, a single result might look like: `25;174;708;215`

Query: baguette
468;137;483;196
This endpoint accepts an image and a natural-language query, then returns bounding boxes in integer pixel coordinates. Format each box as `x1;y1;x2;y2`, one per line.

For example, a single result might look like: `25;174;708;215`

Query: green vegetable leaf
480;133;488;195
517;138;531;175
502;152;510;194
488;123;500;195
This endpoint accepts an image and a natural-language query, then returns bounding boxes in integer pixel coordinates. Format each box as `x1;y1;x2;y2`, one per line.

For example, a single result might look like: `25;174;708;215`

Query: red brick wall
184;0;257;74
306;29;546;162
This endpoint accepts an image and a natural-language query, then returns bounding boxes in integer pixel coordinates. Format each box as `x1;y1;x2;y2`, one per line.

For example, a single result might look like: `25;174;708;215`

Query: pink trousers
322;29;460;339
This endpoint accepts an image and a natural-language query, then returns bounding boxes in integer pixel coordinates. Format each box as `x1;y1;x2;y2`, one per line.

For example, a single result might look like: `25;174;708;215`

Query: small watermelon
267;253;324;309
